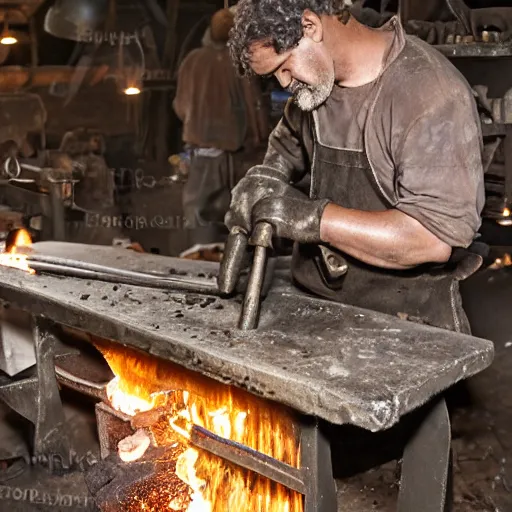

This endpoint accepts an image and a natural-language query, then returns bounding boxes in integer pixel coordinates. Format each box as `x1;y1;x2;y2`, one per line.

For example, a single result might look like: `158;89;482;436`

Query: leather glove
218;166;294;294
224;166;293;235
252;193;330;244
218;175;309;294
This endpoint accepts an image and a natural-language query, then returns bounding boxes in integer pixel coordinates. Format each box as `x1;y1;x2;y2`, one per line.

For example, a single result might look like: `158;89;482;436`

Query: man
173;7;269;247
220;0;485;333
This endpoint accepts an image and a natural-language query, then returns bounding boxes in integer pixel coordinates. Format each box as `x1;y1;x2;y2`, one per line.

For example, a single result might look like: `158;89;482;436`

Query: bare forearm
319;203;452;269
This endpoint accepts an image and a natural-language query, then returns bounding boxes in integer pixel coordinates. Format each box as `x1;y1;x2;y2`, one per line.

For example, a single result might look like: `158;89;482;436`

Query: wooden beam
0;66;123;92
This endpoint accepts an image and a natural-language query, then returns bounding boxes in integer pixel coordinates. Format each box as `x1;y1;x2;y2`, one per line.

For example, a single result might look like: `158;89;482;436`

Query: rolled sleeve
394;94;485;248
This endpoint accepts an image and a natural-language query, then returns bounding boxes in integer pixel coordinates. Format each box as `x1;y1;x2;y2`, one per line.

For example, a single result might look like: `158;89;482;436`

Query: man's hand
225;166;293;234
252;194;330;244
219;166;296;294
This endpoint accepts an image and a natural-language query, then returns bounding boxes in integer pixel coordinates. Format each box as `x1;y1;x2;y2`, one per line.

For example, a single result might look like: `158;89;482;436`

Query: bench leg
301;418;338;512
33;317;70;463
397;397;452;512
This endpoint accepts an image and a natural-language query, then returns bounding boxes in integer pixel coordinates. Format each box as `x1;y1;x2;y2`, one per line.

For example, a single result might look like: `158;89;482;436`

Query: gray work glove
218;166;293;294
251;193;330;244
224;166;294;234
218;183;330;295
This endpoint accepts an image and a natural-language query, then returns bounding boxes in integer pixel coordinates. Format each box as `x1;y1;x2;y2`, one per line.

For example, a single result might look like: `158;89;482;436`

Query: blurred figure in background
173;7;270;249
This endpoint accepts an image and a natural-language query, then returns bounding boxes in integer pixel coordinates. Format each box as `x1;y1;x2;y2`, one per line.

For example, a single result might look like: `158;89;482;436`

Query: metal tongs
218;222;274;331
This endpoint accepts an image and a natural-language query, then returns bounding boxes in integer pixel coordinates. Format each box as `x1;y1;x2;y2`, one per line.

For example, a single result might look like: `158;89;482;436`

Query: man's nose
275;68;292;89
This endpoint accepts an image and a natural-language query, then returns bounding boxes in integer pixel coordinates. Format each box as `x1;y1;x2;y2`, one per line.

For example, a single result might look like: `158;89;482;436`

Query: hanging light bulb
116;31;145;96
123;85;141;95
1;12;17;45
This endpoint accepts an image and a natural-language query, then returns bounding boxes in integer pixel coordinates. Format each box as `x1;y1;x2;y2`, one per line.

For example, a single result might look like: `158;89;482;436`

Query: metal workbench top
0;242;494;431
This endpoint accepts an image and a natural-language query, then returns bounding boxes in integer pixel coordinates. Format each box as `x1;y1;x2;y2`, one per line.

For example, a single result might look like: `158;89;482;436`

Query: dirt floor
0;262;510;511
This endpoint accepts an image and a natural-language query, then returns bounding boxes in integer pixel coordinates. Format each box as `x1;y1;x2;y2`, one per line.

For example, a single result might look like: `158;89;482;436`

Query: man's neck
326;16;395;88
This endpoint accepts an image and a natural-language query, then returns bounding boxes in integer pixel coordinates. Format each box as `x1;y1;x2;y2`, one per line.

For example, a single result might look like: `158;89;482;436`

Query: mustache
286;80;309;95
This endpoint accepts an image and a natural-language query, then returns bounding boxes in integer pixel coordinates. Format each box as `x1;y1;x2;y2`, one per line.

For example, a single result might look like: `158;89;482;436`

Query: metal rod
20;163;43;173
238;222;273;330
54;365;108;401
190;425;306;494
27;261;221;295
50;183;66;241
26;254;219;293
238;245;268;330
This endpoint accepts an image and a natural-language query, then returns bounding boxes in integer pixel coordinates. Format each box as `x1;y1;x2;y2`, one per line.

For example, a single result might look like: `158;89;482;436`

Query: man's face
250;36;335;111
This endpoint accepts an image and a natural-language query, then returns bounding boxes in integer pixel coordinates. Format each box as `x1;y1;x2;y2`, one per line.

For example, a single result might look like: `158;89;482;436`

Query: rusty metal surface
0;242;494;432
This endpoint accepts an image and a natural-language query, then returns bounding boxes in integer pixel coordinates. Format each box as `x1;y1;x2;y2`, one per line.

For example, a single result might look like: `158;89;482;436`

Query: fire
0;229;34;274
490;253;512;269
95;339;303;512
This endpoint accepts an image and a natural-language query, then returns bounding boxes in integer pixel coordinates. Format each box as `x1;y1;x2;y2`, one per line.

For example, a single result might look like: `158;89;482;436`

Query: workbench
0;241;493;431
0;242;494;512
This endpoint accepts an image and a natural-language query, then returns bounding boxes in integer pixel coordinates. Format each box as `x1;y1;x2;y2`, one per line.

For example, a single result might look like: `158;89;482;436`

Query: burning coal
95;339;303;512
0;228;34;274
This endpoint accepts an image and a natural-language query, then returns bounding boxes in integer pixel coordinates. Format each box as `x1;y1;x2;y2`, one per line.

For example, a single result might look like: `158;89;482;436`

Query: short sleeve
394;91;485;248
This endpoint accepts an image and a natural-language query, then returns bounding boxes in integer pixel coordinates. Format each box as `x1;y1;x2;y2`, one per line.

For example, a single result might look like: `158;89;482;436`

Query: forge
0;241;494;512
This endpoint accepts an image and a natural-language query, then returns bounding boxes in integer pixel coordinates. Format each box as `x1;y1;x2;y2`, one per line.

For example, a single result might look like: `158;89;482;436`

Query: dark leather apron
292;111;483;334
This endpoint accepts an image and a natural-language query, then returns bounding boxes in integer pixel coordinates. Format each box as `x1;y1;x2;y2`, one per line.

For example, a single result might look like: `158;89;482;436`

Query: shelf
435;43;512;58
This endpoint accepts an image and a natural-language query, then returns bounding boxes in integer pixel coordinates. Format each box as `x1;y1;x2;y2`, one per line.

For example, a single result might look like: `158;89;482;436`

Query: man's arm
224;99;309;234
320;207;451;269
257;99;309;184
320;91;484;269
219;99;309;293
172;56;193;122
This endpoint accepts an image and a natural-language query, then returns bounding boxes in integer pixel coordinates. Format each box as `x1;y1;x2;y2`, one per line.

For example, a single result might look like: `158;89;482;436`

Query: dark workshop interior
0;0;509;511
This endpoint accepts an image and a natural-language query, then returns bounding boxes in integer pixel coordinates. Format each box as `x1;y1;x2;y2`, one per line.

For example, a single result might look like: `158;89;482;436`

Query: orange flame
490;253;512;270
95;339;303;512
0;229;34;274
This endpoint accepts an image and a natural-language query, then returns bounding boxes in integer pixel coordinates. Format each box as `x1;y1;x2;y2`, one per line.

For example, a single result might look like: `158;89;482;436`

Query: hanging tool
238;222;273;330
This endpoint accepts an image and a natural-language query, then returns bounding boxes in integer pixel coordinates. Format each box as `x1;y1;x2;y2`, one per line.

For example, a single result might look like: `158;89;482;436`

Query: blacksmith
220;0;485;333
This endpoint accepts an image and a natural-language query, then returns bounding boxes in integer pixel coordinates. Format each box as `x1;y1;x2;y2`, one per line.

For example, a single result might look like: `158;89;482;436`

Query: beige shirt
173;43;270;152
261;17;485;248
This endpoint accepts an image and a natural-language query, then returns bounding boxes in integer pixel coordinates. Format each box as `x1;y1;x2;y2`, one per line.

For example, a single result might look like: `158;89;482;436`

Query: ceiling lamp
0;12;18;45
123;86;141;96
44;0;109;41
116;32;145;97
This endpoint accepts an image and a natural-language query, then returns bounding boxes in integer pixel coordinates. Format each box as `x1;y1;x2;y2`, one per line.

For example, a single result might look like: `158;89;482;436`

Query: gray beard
293;77;335;112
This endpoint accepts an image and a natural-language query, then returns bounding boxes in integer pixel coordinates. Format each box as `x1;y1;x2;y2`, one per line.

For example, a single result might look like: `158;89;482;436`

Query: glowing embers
95;339;303;512
0;228;34;274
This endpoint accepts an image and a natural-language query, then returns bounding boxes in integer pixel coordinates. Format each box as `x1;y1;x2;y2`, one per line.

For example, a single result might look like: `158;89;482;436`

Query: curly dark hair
229;0;348;76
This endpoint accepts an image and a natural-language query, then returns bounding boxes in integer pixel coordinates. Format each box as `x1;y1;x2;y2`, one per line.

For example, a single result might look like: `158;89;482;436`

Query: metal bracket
0;317;72;469
397;397;452;512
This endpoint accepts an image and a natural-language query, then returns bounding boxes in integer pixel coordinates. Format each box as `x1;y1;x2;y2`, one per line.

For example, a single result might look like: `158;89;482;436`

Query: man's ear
302;9;323;43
